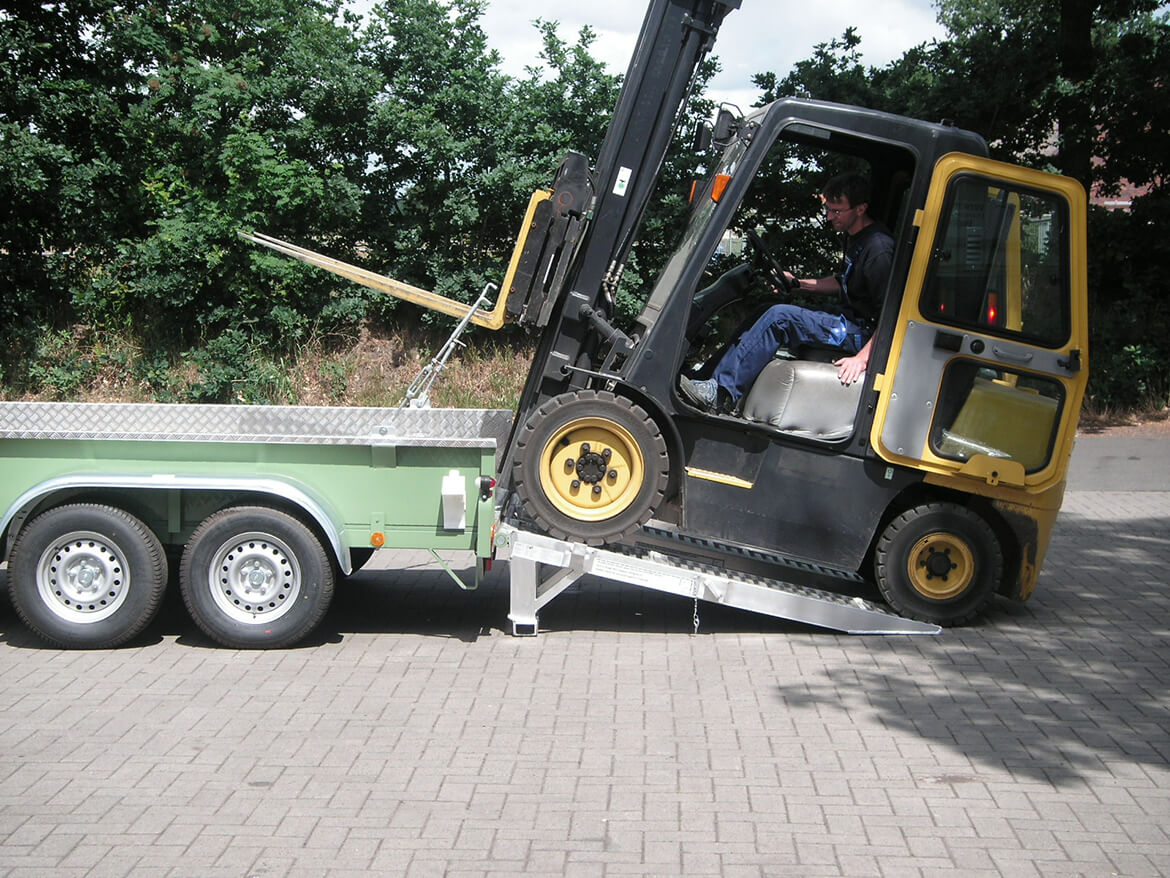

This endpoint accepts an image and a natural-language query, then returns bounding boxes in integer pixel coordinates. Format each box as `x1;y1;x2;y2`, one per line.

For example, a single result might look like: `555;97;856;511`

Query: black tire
512;390;669;546
874;502;1003;626
179;506;334;649
8;504;168;649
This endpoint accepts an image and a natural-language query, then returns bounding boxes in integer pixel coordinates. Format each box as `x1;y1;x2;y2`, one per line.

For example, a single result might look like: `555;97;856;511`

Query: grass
1;322;536;411
5;322;1167;435
1076;398;1170;435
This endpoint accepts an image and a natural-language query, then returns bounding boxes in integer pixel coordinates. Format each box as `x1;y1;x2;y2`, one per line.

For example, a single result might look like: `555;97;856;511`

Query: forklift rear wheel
513;390;669;546
180;506;334;649
9;503;168;649
874;502;1002;626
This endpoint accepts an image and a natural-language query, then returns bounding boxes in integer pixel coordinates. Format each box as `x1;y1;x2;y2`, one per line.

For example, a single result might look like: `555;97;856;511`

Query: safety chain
691;578;701;634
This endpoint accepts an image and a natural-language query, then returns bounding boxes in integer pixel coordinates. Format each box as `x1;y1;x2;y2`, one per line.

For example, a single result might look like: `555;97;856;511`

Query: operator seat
741;359;863;441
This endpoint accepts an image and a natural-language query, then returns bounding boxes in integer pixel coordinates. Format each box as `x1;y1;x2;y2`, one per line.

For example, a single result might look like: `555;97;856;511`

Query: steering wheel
746;231;794;293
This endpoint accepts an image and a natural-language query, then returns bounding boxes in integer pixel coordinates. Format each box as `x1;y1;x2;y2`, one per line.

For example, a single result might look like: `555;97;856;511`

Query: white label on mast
613;167;632;197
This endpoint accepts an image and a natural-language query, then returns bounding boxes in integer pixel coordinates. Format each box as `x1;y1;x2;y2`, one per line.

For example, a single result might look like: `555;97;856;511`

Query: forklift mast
504;0;742;441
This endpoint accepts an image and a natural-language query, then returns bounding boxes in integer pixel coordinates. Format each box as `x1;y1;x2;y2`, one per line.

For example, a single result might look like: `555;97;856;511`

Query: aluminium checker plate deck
0;401;514;454
502;525;940;636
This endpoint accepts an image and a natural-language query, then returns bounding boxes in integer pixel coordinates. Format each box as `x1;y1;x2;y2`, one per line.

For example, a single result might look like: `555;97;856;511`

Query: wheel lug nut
571;480;581;490
580;442;590;453
592;485;602;495
602;448;612;460
608;469;618;480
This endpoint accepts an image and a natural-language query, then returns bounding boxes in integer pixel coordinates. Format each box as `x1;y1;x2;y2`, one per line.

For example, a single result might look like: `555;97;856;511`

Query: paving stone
1;487;1169;875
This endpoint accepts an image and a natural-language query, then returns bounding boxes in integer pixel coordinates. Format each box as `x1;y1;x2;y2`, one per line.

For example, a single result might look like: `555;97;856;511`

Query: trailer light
478;476;497;501
370;532;385;547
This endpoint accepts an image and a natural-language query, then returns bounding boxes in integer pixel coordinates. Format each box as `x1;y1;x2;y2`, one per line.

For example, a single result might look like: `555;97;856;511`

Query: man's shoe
680;377;720;412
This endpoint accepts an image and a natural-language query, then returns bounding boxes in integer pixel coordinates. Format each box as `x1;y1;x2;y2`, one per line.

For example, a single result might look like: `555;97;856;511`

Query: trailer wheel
8;504;168;649
512;390;668;545
874;502;1002;626
180;506;334;649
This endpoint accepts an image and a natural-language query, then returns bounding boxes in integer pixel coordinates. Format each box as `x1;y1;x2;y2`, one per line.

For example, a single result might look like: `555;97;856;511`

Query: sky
475;0;948;109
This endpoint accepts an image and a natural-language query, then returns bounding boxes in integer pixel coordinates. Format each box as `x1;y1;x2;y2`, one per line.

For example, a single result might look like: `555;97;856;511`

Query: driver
680;172;894;413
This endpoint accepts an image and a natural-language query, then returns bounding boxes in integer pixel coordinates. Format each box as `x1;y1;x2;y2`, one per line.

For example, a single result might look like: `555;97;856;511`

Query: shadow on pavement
770;501;1170;785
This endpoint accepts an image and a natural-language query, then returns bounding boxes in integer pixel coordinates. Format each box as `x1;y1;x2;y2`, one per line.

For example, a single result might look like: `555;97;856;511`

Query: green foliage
14;325;140;401
1084;198;1170;407
181;327;297;403
4;0;1165;412
25;329;107;400
2;0;377;359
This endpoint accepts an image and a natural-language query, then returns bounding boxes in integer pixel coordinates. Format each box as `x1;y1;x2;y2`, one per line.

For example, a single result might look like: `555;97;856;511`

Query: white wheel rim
206;531;302;624
35;530;132;624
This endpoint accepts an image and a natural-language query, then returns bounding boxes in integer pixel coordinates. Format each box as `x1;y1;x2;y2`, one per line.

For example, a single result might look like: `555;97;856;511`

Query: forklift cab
656;103;1087;484
616;99;1088;624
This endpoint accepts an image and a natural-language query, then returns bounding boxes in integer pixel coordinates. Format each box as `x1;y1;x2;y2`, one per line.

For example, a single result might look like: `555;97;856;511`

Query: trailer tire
874;502;1002;626
180;506;334;649
8;504;168;649
512;390;669;546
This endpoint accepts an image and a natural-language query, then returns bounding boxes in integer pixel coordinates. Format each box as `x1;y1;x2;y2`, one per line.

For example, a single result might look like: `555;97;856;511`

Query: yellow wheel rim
538;416;646;522
905;532;975;600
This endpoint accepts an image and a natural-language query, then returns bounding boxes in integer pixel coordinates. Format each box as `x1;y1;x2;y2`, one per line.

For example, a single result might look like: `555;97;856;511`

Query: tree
2;0;651;398
1;0;136;331
358;7;629;323
2;0;386;395
930;0;1168;195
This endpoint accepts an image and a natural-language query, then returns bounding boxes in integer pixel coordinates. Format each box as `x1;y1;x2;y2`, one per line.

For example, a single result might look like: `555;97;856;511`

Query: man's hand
833;338;873;386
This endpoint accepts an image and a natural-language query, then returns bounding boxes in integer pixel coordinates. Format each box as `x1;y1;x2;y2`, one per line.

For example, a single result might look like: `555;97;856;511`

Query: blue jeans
711;304;865;402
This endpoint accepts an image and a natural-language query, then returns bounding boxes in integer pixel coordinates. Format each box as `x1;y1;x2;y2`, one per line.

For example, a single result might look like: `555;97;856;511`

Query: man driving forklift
680;172;894;413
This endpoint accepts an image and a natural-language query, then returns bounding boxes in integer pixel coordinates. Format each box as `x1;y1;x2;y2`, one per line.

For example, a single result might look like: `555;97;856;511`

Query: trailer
0;401;509;649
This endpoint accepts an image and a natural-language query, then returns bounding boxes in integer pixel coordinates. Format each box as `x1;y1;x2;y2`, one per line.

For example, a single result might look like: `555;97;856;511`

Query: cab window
930;359;1065;473
919;175;1071;348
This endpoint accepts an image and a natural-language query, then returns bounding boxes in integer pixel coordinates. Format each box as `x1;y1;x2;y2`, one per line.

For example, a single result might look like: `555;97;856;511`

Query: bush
1085;197;1170;409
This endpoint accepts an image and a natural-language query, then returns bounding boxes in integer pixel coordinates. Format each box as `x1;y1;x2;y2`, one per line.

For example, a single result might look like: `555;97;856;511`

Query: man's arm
782;272;841;295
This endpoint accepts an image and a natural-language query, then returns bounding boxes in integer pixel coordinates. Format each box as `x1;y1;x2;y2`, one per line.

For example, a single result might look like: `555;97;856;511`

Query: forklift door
871;154;1089;491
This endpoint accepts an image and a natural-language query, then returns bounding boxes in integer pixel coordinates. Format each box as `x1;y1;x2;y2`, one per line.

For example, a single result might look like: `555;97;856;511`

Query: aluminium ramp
502;526;940;636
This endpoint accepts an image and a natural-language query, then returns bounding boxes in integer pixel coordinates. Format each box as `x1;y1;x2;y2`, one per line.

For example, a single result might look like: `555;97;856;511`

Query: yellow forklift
253;0;1089;627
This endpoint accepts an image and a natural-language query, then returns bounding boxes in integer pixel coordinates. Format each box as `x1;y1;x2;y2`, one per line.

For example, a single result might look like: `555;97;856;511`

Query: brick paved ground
1;489;1167;877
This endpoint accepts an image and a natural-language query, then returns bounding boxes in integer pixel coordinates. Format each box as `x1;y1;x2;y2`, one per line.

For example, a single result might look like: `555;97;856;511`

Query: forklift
253;0;1089;626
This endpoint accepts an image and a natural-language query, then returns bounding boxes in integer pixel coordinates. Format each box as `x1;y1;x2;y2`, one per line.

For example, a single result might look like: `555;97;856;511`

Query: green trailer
0;401;511;649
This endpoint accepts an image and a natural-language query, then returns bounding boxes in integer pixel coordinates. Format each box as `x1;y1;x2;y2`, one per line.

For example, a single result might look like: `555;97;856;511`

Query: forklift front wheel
874;502;1002;626
513;391;669;546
